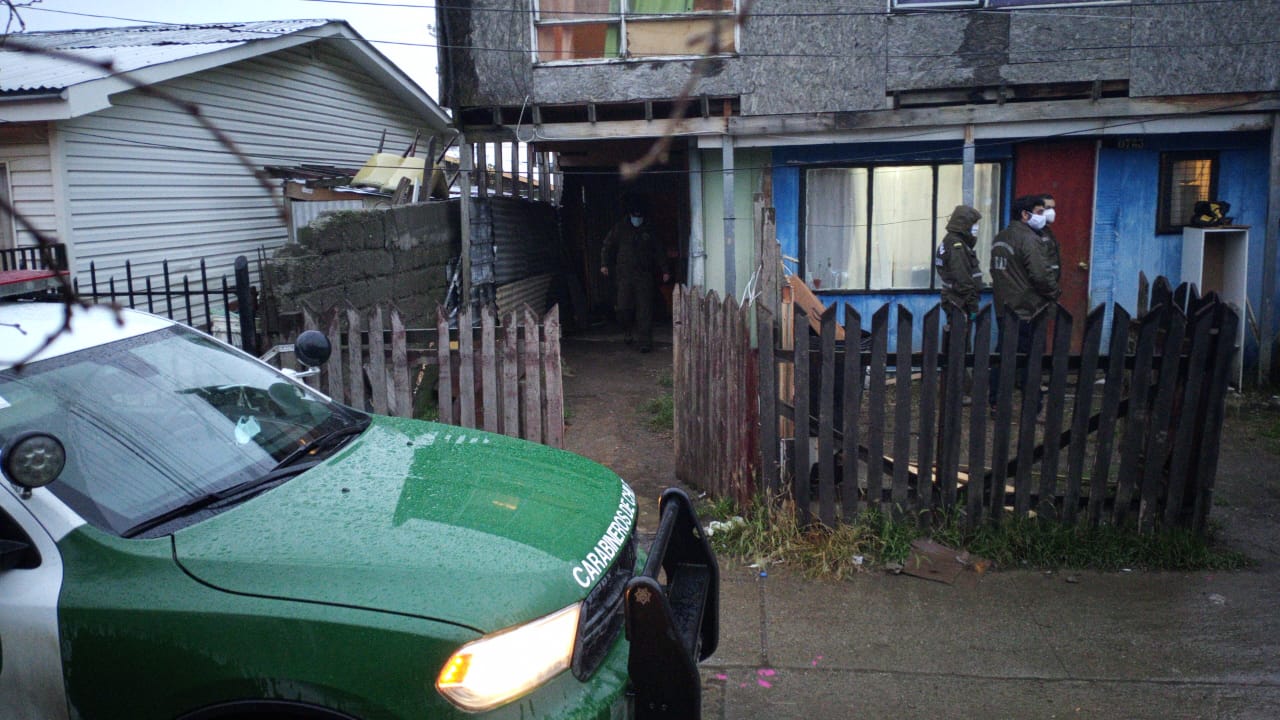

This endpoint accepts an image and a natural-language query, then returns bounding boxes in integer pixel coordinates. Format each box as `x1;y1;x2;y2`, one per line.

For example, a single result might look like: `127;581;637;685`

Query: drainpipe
1260;112;1280;385
722;134;736;298
689;148;706;287
962;124;975;207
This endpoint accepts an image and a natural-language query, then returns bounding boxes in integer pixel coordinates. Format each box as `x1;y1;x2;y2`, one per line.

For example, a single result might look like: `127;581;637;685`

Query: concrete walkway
701;559;1280;719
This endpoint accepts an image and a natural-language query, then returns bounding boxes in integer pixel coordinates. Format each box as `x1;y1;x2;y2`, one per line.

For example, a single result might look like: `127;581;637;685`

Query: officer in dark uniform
935;204;984;318
600;196;669;353
988;194;1061;409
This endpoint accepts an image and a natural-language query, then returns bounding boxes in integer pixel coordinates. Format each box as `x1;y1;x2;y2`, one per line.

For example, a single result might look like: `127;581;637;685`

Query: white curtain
870;166;933;288
804;168;867;290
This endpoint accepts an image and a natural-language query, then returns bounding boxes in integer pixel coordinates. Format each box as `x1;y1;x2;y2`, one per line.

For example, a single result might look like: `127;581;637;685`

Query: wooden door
1014;141;1096;349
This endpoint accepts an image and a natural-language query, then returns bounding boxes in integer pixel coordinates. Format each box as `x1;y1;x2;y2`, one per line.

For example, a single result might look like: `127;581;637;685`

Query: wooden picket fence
264;303;564;448
674;279;1238;535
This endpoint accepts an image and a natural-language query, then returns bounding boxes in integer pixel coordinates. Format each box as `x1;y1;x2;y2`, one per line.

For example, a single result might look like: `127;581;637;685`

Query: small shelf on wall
1182;226;1248;388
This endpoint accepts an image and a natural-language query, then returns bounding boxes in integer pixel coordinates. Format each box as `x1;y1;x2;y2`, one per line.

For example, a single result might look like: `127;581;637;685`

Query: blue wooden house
439;0;1280;383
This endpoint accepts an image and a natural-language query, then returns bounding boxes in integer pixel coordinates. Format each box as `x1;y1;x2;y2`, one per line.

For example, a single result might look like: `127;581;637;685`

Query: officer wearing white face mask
600;194;670;352
990;194;1059;321
1040;193;1061;284
988;194;1060;408
934;204;984;318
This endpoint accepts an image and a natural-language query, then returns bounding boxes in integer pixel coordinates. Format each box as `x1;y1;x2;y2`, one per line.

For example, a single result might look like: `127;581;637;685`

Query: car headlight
436;603;581;712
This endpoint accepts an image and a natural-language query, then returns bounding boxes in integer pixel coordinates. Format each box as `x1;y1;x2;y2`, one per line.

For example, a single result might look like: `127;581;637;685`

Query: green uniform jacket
934;206;984;315
990;220;1061;319
1041;226;1062;284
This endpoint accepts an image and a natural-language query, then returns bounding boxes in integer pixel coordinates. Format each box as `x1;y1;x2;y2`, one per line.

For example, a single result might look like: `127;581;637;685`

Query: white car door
0;485;73;720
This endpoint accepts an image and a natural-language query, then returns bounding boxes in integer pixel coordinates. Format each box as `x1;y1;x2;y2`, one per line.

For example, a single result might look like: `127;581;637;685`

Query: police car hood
172;416;636;633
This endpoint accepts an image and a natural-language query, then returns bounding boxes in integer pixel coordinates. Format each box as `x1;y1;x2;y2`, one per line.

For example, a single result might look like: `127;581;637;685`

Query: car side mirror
294;330;331;370
2;432;65;499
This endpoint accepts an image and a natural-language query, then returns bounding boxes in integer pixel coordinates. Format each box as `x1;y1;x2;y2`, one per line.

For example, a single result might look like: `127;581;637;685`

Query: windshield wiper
122;420;369;538
271;419;369;472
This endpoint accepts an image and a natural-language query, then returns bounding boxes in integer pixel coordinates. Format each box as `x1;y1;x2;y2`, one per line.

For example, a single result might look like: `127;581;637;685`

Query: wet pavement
702;562;1280;719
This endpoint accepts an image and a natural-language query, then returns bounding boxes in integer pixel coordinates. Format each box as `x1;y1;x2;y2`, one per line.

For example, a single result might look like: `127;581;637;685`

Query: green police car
0;302;717;719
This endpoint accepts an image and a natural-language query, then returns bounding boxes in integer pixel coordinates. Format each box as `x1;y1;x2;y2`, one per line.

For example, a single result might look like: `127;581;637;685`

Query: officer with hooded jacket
600;196;669;352
934;205;984;317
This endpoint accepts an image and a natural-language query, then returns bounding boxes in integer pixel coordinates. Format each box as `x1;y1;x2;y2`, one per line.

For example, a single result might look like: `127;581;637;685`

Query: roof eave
49;21;449;129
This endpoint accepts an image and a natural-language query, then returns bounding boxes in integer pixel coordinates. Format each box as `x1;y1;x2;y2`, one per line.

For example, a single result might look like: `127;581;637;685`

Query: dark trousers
615;272;655;349
988;312;1037;407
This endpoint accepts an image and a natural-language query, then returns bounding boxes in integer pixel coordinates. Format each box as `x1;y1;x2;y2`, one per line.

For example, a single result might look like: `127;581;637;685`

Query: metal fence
76;255;260;354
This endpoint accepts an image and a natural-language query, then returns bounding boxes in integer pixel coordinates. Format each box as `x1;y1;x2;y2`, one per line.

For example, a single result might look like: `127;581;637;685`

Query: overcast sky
11;0;441;98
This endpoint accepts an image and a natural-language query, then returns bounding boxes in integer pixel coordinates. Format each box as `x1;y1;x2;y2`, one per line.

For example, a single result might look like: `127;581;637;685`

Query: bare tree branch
2;1;34;38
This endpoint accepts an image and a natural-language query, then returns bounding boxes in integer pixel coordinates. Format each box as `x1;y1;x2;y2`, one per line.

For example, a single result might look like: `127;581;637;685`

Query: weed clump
697;495;1250;578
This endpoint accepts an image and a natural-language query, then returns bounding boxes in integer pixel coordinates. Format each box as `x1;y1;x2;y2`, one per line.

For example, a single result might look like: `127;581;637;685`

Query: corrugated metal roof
1;20;333;93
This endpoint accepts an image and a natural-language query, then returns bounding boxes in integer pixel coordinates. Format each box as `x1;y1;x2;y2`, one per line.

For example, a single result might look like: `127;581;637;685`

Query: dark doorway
553;140;690;326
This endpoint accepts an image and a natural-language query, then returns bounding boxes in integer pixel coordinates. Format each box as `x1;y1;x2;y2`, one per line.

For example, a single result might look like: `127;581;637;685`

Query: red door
1014;141;1096;350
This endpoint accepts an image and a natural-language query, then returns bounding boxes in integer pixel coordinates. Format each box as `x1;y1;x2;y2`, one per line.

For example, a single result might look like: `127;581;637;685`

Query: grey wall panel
1131;0;1280;97
451;0;1280;117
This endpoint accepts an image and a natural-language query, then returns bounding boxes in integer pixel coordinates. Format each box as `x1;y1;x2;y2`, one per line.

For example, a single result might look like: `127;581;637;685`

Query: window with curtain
803;162;1002;291
535;0;735;62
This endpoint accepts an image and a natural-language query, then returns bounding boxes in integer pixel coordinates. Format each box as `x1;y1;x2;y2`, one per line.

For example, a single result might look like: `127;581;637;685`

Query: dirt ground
560;317;1280;560
559;320;693;534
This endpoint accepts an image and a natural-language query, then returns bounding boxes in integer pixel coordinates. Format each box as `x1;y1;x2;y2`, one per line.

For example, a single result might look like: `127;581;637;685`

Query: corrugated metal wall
58;42;434;283
0;123;58;249
489;196;559;284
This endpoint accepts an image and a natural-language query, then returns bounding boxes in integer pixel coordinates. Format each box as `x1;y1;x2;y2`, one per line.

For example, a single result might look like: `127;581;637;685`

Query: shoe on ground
638;345;652;354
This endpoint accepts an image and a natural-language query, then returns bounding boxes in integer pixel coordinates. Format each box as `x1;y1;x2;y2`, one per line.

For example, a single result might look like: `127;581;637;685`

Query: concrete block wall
268;199;461;327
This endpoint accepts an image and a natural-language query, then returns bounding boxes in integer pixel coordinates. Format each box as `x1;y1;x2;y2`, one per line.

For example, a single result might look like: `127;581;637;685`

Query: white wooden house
0;20;451;285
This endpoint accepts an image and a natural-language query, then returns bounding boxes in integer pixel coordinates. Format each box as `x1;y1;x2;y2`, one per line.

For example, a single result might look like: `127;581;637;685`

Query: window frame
890;0;1126;10
1156;150;1219;235
532;0;738;65
799;160;1004;293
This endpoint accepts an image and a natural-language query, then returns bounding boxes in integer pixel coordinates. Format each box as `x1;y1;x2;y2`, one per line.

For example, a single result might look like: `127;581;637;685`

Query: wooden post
502;311;521;437
522;308;543;443
368;306;388;415
346;304;364;411
391;308;410;418
437;306;454;425
481;305;498;432
543;306;564;449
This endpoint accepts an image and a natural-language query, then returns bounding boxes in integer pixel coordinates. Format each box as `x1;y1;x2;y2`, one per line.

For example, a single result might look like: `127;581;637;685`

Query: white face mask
1026;212;1047;231
1043;208;1056;224
629;215;643;227
970;224;980;236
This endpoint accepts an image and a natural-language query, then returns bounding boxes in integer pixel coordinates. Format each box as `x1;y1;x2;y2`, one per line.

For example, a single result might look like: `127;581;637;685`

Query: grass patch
641;372;674;432
698;495;1250;578
642;394;673;432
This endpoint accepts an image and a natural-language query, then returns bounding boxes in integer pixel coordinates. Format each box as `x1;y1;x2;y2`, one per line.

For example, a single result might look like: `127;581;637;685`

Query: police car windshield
0;325;367;536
